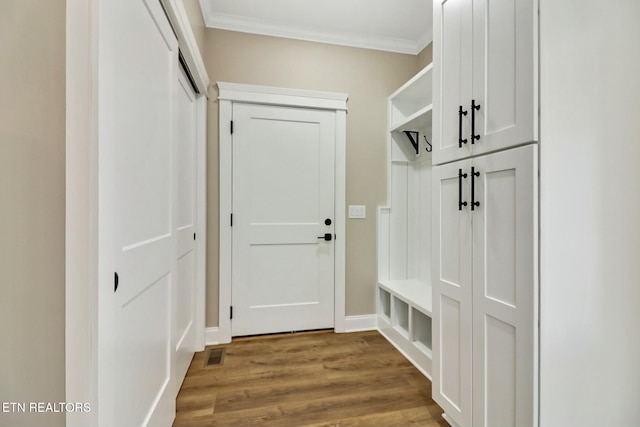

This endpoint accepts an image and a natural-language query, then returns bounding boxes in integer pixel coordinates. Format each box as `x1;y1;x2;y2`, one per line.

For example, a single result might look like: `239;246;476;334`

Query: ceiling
199;0;433;55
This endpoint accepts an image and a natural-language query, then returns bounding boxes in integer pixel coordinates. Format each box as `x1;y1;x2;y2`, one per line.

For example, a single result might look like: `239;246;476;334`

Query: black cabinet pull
458;169;468;211
471;167;480;210
471;99;481;144
458;106;468;148
114;272;119;293
318;233;332;241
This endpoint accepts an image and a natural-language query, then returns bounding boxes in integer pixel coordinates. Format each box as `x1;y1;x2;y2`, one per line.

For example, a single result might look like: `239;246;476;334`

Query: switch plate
348;205;366;219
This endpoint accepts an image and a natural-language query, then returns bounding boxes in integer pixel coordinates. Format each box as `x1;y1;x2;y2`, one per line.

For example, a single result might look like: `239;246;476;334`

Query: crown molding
205;12;430;55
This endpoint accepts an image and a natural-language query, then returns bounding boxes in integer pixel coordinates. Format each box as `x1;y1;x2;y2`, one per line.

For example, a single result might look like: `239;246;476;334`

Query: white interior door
174;66;198;391
98;0;178;425
231;103;336;337
471;145;537;427
432;158;473;427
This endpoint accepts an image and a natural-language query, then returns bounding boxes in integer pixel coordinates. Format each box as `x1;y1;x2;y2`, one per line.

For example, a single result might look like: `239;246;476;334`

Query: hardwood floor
174;330;448;427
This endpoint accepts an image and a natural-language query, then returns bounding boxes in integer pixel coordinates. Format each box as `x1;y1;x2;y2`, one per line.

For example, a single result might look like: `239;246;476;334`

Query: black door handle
458;169;468;211
318;233;332;241
471;99;481;144
471;167;480;210
458;106;468;148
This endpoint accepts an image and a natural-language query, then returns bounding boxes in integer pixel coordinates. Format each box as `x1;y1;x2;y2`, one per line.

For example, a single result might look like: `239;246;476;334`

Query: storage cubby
377;64;434;379
393;298;410;337
412;308;432;357
379;288;391;320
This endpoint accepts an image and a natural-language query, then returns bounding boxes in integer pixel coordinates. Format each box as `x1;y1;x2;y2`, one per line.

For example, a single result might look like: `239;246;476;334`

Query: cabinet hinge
230;120;234;134
230;306;233;320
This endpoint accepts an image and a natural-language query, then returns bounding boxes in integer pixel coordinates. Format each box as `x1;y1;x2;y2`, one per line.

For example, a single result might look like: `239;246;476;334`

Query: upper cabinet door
433;0;538;165
471;0;538;157
433;0;474;165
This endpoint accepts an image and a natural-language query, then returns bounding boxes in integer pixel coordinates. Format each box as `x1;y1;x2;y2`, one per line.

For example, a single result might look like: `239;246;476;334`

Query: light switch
348;205;366;219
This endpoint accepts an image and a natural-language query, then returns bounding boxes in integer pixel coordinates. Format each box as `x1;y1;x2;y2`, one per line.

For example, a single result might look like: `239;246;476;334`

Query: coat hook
424;135;432;152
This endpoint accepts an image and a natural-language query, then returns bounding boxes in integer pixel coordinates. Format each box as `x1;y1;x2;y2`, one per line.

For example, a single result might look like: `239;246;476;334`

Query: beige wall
0;1;66;427
203;29;423;326
181;0;207;59
417;42;433;69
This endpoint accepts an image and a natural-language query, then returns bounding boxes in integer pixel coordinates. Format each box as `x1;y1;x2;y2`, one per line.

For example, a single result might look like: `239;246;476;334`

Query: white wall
540;1;640;425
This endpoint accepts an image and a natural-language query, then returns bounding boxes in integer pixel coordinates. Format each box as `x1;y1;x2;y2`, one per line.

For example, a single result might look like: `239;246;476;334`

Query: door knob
317;233;333;241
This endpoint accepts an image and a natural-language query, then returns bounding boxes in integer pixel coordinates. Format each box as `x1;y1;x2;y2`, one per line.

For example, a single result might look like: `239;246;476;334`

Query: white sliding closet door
98;0;178;425
174;66;198;392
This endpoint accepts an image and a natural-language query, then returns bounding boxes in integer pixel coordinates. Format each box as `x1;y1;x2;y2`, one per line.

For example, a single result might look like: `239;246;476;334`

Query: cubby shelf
377;64;434;380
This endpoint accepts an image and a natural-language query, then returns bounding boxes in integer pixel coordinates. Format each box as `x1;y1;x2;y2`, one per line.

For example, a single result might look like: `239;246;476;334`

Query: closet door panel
471;144;537;427
432;159;473;427
472;0;538;156
433;0;473;165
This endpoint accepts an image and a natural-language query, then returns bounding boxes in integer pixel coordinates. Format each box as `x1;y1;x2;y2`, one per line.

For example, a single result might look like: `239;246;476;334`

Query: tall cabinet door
432;159;473;427
471;0;538;156
433;0;473;165
471;144;538;427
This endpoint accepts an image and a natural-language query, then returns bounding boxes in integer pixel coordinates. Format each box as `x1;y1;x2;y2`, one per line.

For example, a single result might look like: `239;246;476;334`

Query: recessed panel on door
484;315;517;427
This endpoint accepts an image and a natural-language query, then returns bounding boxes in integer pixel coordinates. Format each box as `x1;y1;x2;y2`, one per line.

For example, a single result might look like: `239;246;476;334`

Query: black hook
403;131;420;154
424;135;432;152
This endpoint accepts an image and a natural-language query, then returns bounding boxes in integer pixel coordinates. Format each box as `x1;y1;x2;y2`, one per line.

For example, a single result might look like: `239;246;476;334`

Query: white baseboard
442;413;460;427
343;314;377;332
205;327;221;345
207;317;375;343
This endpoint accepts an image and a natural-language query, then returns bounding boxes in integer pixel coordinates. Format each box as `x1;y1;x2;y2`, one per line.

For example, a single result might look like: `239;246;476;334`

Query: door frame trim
217;82;348;342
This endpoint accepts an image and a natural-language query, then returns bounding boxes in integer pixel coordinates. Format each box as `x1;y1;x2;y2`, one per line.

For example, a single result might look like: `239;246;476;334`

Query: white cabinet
432;0;538;165
377;65;434;378
432;144;537;427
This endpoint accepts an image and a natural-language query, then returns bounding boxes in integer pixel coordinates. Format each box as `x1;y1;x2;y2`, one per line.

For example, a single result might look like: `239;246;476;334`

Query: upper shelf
389;64;433;130
390;104;433;134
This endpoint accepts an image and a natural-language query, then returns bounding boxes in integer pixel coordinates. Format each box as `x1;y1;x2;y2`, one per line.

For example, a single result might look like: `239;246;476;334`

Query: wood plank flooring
174;330;448;427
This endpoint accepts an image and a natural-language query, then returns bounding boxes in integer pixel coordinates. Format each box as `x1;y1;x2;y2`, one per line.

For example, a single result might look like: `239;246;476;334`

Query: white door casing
218;83;348;343
231;103;336;336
